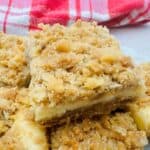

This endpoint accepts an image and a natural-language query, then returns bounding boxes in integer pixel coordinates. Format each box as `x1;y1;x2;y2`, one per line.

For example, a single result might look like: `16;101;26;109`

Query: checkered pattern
0;0;149;35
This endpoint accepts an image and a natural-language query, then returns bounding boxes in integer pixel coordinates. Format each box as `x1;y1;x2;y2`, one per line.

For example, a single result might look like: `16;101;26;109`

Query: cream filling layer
34;86;143;122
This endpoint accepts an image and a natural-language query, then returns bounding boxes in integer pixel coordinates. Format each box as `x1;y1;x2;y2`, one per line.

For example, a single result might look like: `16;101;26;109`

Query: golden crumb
0;32;30;87
140;63;150;95
50;113;148;150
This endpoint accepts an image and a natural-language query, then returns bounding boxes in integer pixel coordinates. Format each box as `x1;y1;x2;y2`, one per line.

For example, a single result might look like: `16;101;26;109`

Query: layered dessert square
28;21;144;125
0;33;30;87
0;87;48;150
0;110;48;150
126;63;150;136
50;112;148;150
0;87;28;136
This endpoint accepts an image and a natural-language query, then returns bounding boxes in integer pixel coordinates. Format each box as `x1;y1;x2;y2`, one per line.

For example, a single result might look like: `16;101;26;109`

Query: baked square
0;33;30;87
0;87;29;136
0;87;48;150
126;63;150;136
50;112;148;150
28;21;144;125
0;110;48;150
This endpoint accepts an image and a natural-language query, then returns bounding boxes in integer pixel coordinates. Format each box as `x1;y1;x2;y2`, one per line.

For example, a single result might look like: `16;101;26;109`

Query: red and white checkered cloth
0;0;150;35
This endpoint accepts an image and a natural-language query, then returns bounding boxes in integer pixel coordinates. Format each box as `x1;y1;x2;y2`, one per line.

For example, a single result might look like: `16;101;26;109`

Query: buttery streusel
0;32;30;87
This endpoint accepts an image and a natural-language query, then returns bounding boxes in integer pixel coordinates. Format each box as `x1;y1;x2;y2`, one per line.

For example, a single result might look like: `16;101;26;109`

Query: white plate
122;46;150;64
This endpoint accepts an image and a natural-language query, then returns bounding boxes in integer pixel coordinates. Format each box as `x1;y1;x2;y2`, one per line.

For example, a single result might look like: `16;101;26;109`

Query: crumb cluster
29;21;140;108
0;33;29;87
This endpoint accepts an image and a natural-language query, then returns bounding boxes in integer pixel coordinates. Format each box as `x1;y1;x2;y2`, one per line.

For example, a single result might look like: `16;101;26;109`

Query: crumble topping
29;20;141;107
0;32;30;87
140;63;150;96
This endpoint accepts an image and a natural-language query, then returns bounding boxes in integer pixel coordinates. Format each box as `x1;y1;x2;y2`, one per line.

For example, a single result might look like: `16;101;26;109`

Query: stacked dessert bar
28;21;143;125
0;21;149;150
